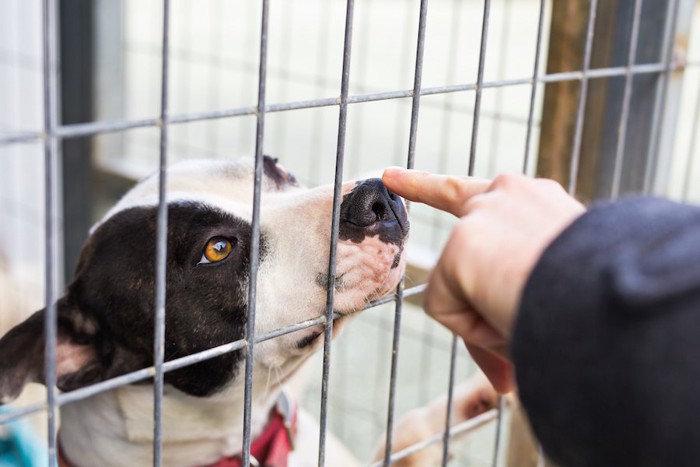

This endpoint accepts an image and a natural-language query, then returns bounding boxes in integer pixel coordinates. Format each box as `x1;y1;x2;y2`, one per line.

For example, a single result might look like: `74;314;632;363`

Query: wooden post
535;1;591;189
537;1;671;202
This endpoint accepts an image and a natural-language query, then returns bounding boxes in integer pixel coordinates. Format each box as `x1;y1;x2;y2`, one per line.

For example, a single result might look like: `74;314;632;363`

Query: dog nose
339;178;409;242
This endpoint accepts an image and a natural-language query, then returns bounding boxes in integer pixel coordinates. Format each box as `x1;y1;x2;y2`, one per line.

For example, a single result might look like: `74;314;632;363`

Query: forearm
512;197;700;466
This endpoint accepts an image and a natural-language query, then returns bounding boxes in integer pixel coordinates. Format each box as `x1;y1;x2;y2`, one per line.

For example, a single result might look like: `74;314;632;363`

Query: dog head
0;156;409;404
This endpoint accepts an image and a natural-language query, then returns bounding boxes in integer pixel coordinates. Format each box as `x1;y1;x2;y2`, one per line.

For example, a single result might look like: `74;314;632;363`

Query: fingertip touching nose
339;178;409;244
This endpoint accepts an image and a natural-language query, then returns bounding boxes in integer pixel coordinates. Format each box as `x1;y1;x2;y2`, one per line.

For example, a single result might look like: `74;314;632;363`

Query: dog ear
0;299;101;405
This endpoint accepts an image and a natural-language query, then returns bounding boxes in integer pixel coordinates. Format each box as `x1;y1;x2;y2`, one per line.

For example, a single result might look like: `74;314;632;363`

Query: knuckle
535;177;565;192
445;175;464;196
462;193;488;214
491;173;526;191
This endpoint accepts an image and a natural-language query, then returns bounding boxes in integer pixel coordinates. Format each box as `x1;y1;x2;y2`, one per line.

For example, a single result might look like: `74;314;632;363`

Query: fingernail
382;166;406;178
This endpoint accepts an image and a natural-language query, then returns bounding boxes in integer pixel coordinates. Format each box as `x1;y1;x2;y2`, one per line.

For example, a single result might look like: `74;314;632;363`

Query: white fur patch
57;158;407;466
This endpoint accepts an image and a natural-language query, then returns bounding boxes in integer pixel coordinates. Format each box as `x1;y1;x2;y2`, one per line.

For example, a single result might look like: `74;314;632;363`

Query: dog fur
0;157;412;466
0;157;503;466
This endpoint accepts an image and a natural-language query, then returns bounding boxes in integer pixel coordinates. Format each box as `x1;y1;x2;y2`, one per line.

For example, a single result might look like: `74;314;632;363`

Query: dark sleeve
512;197;700;467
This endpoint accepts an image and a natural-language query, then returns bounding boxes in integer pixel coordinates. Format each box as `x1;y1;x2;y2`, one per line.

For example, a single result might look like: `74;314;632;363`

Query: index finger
382;167;491;217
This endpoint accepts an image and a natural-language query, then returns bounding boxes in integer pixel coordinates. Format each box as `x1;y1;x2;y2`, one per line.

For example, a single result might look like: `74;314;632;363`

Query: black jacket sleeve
512;197;700;467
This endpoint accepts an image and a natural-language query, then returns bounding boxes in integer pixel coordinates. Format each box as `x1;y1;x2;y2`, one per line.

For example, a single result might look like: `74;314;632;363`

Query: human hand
382;169;585;392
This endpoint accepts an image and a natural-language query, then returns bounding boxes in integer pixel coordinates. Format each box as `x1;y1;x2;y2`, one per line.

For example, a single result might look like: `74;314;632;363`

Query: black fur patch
69;202;261;396
263;155;298;189
0;202;265;401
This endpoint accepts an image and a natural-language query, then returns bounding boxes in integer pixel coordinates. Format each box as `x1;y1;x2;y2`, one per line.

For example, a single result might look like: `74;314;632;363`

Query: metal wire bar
152;0;170;464
468;0;492;171
430;0;462;250
0;283;427;427
382;280;405;466
610;0;644;199
440;0;492;462
569;0;598;195
441;336;458;466
406;0;429;167
318;0;355;463
41;0;59;464
241;0;269;464
522;0;546;173
120;36;700;109
1;62;693;148
370;283;428;307
383;0;415;409
373;316;456;354
382;0;429;464
371;409;500;467
491;395;506;467
0;132;43;145
3;3;697;464
644;0;682;194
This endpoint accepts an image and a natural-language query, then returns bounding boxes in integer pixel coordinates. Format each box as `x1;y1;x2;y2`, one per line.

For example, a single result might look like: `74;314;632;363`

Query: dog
371;371;503;466
0;156;414;466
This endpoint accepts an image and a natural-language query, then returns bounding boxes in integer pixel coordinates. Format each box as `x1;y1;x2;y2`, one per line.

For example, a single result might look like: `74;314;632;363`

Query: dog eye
199;237;234;264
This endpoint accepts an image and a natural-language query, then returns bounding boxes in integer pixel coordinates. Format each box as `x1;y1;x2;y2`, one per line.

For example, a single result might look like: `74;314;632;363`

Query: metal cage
1;0;700;465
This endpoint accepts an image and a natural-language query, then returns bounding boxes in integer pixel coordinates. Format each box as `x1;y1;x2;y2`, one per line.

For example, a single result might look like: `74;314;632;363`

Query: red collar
58;393;297;467
205;393;297;467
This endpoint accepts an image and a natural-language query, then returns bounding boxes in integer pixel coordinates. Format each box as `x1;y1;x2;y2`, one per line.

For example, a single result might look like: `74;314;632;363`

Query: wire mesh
4;63;700;149
610;0;644;199
1;1;700;466
381;0;429;464
318;0;355;464
568;0;598;195
240;0;269;464
152;1;171;465
40;0;58;464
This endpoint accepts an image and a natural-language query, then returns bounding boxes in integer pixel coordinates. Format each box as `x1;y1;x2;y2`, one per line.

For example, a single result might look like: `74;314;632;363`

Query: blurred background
2;0;700;464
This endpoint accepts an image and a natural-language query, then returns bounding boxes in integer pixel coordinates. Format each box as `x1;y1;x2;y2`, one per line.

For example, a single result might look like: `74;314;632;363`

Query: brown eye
200;237;234;264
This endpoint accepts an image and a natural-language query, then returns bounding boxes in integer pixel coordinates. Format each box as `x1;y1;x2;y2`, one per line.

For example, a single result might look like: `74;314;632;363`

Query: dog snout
339;178;409;242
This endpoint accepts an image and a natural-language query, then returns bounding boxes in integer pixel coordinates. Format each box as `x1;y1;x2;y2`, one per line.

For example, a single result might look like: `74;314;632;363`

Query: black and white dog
0;156;411;466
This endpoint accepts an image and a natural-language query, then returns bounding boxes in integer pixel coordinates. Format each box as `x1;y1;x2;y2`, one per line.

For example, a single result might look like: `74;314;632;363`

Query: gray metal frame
40;0;60;462
1;0;699;466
